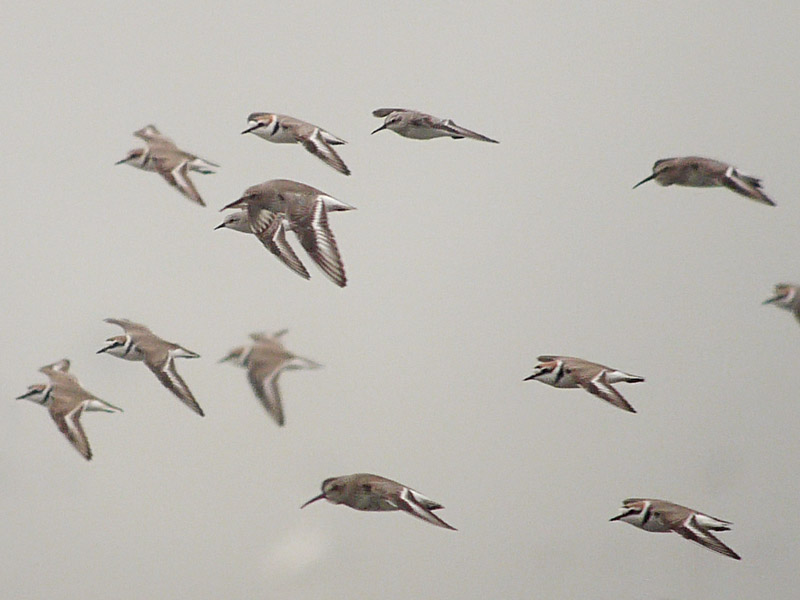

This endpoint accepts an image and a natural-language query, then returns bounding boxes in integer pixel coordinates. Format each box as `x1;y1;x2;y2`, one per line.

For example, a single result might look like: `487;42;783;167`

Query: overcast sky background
2;2;799;598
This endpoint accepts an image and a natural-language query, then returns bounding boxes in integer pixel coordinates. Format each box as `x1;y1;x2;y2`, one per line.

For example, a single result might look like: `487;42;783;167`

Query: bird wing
249;329;289;343
247;350;293;426
430;118;499;143
577;371;636;413
294;199;347;287
299;128;351;175
372;108;409;118
671;515;741;560
249;209;310;280
722;167;774;206
159;159;206;206
393;487;457;530
49;399;92;460
144;352;205;416
104;318;152;336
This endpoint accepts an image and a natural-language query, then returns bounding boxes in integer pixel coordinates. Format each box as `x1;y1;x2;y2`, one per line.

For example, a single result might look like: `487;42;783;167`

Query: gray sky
2;2;799;598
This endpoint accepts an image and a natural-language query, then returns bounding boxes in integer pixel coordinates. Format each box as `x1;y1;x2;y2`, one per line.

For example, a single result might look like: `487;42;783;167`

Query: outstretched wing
430;119;499;143
295;199;347;287
144;354;205;416
577;371;636;413
249;210;310;280
50;400;92;460
247;353;291;426
299;128;351;175
672;515;741;560
372;108;408;118
394;487;457;530
722;167;774;206
159;160;206;206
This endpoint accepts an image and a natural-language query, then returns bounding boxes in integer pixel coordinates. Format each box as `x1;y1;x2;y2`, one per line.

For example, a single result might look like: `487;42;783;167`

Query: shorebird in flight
98;318;205;416
217;179;355;287
524;355;643;413
611;498;741;560
371;108;498;143
219;329;321;426
17;359;122;460
116;124;218;206
632;156;774;206
301;473;456;530
242;113;350;175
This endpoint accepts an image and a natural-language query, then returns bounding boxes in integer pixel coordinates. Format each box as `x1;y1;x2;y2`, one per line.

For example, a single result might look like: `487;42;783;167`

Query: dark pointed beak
300;493;326;509
632;173;656;189
214;223;225;230
15;393;28;400
609;510;632;522
371;124;387;135
115;158;128;165
523;374;537;381
241;123;261;135
763;295;782;305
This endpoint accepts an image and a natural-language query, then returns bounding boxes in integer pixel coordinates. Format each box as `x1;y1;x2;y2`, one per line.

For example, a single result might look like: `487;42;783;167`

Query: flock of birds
16;105;797;563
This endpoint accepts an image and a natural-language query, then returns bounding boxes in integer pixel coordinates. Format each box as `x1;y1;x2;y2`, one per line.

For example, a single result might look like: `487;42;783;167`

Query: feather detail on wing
300;129;351;175
295;199;347;287
145;355;205;416
50;401;92;460
579;372;637;413
160;160;206;206
372;108;409;118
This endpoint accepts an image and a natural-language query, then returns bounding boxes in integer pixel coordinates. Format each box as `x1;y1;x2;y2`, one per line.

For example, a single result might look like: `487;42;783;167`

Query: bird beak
218;355;231;363
632;173;656;189
371;124;387;135
15;392;28;400
214;222;225;230
96;342;113;354
523;374;537;381
763;294;782;305
241;122;261;135
609;510;632;522
115;157;129;165
300;493;326;509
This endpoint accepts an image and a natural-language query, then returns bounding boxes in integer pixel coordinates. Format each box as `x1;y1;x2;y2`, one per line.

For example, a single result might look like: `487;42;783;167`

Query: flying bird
610;498;741;560
764;283;800;323
217;179;355;287
301;473;456;530
371;108;498;143
219;329;321;426
116;124;218;206
632;156;774;206
524;355;643;413
242;113;350;175
98;318;205;416
16;359;122;461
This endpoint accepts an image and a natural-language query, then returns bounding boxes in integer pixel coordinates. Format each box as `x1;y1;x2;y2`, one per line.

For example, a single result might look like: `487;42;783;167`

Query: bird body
371;108;498;143
524;355;643;413
242;113;350;175
301;473;456;530
117;124;218;206
16;359;122;460
611;498;740;560
98;318;204;416
764;283;800;323
220;330;321;426
218;179;354;287
633;156;774;206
